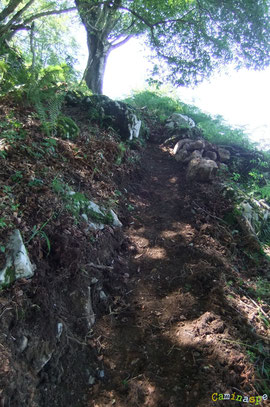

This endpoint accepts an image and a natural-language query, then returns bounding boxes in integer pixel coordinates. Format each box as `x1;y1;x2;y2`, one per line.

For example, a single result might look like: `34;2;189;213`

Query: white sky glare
77;29;270;149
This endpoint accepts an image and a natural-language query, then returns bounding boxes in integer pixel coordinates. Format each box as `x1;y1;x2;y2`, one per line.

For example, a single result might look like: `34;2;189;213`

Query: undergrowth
123;89;256;149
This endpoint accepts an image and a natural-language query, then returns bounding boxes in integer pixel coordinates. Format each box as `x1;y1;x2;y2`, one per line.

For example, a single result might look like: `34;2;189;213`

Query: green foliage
124;89;182;123
124;88;255;149
179;103;253;148
25;65;73;136
56;115;79;140
51;177;68;195
253;278;270;301
0;58;8;80
258;220;270;245
51;178;113;225
0;44;30;95
257;185;270;200
231;172;241;182
0;184;20;227
223;207;241;227
0;218;7;228
41;137;58;155
115;142;126;165
28;178;44;188
246;344;270;395
0;114;26;150
27;222;52;255
10;171;23;183
0;0;79;74
76;0;270;91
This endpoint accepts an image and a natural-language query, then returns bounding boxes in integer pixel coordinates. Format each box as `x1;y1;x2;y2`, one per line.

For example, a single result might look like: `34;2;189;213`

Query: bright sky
77;31;270;149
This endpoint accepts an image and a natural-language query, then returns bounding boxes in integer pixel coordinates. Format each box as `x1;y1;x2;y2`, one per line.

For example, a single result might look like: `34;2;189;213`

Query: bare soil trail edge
87;143;268;407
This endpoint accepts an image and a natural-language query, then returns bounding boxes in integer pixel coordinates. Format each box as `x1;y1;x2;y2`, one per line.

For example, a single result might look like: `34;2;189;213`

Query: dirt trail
88;143;266;407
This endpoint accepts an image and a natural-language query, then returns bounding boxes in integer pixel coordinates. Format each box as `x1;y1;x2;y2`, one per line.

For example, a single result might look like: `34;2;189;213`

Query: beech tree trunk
84;33;111;94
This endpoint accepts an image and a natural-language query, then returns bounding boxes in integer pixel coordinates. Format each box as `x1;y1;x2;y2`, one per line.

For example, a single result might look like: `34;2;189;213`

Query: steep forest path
88;142;267;407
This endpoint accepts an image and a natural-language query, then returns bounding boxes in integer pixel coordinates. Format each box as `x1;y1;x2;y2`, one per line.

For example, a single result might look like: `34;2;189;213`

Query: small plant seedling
0;218;7;228
28;179;44;187
11;171;23;183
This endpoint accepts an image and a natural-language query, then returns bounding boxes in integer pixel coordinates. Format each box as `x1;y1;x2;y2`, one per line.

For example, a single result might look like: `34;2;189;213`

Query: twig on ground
85;262;113;271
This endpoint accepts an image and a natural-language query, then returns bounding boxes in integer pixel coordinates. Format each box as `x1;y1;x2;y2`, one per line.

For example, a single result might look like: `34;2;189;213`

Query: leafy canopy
1;0;270;90
75;0;270;86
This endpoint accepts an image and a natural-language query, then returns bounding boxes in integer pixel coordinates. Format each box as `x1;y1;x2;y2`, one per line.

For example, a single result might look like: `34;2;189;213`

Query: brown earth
84;143;270;407
0;99;269;407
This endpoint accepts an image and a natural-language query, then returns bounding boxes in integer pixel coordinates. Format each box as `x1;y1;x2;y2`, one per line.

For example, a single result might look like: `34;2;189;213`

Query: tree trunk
84;33;111;94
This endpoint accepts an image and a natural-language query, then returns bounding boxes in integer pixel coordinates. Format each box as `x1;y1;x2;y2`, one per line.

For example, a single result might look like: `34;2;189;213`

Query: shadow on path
87;142;268;407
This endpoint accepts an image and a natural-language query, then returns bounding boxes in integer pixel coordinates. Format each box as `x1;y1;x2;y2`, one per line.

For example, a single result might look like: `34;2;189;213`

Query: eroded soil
86;143;270;407
0;98;269;407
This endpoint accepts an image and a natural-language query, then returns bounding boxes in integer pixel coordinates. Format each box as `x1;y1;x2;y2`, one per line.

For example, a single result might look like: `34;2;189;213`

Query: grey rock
88;222;105;231
110;209;122;227
204;151;217;161
87;201;105;216
85;95;142;141
173;138;191;155
98;370;105;378
18;336;28;353
81;213;88;222
34;352;53;373
56;323;63;340
235;214;261;251
186;158;218;182
175;149;189;163
165;121;175;131
88;376;95;385
0;230;35;288
167;113;195;128
218;147;230;163
186;140;205;151
190;150;203;160
204;141;215;152
99;290;107;301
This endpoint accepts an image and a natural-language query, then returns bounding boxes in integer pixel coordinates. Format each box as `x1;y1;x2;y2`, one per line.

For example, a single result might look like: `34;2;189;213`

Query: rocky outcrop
173;137;229;182
170;116;230;182
66;92;142;141
221;184;270;250
165;113;195;132
87;95;142;141
160;113;203;143
67;191;123;231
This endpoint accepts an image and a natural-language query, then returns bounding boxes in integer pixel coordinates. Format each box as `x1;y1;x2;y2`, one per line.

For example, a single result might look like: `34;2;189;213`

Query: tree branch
117;6;153;28
23;6;77;25
0;0;35;36
152;7;196;27
0;3;77;39
108;17;135;42
117;5;195;29
29;22;36;73
110;34;133;49
0;0;24;23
